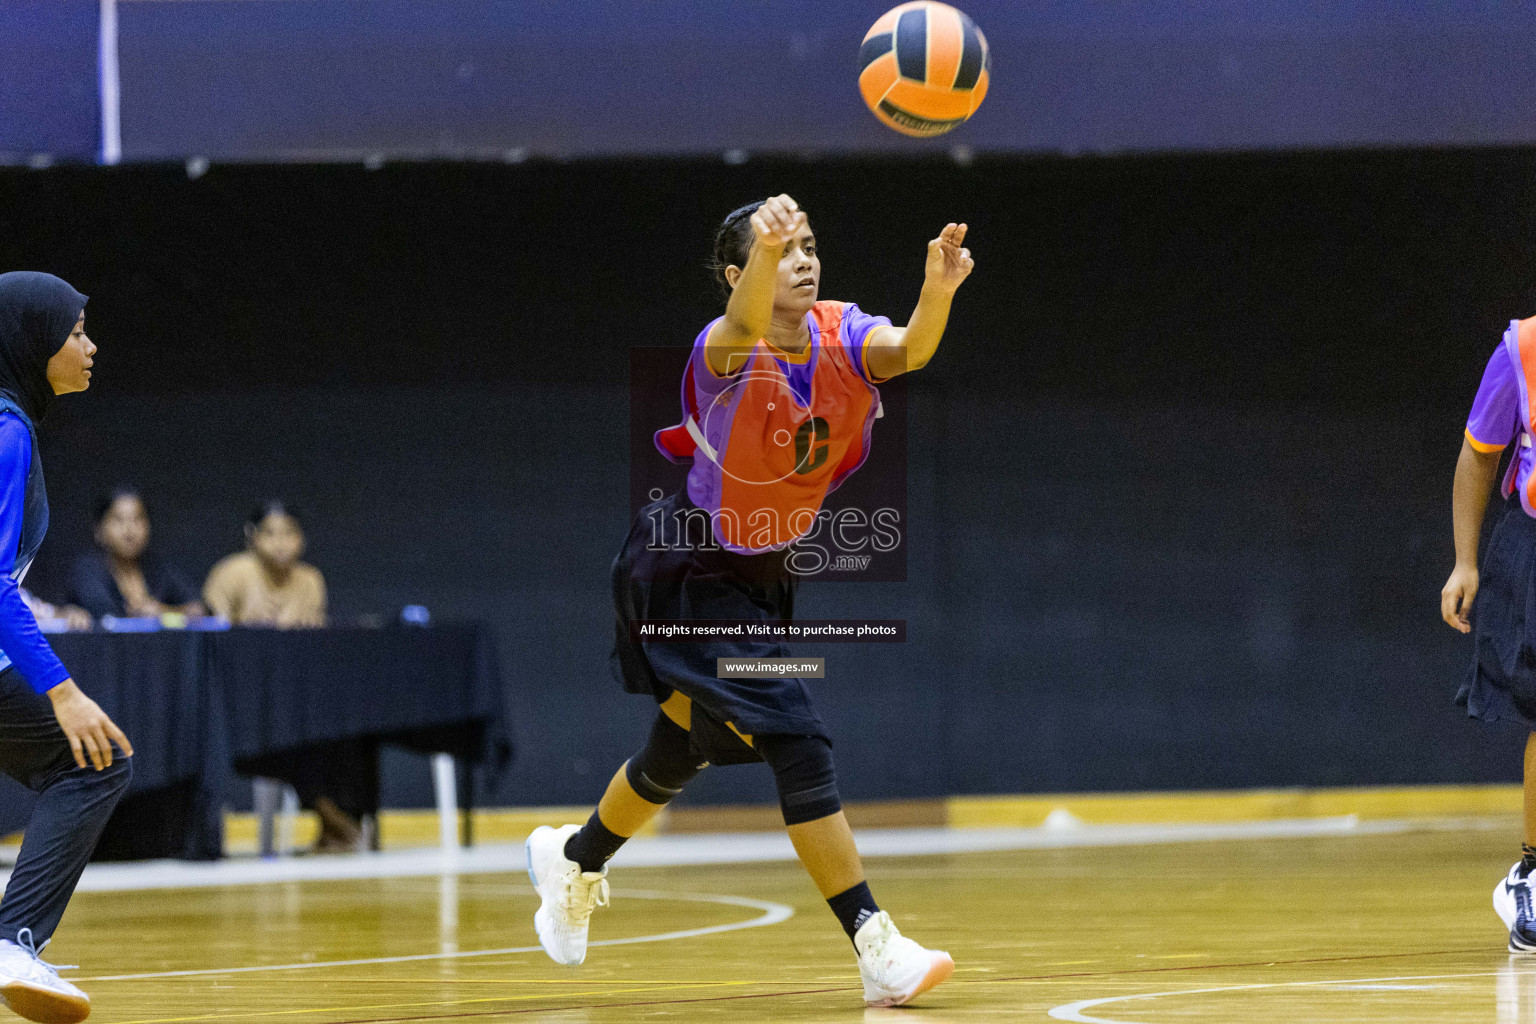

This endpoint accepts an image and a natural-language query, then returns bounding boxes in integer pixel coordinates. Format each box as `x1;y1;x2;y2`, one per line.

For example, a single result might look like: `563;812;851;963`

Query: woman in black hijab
0;272;133;1023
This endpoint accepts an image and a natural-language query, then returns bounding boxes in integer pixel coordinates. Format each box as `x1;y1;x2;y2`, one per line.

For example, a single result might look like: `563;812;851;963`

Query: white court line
77;889;792;982
53;816;1498;895
1049;969;1512;1024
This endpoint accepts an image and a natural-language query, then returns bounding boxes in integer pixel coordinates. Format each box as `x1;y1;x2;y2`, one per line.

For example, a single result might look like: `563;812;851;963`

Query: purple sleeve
690;317;737;403
843;303;895;383
0;417;68;693
1467;335;1521;452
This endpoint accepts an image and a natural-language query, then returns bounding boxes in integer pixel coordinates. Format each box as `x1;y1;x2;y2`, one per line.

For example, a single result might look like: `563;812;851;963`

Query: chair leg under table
253;777;301;858
431;754;458;852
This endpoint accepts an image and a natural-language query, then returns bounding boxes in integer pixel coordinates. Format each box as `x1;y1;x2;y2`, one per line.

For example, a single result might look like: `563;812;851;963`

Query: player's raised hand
925;222;974;293
751;194;807;253
1441;563;1479;633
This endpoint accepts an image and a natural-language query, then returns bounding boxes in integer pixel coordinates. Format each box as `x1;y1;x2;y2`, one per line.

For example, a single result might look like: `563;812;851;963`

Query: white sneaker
526;824;610;966
855;910;954;1007
0;930;89;1024
1496;863;1536;953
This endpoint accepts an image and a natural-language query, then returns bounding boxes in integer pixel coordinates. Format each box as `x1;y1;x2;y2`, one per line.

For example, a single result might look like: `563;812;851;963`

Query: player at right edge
1445;313;1536;950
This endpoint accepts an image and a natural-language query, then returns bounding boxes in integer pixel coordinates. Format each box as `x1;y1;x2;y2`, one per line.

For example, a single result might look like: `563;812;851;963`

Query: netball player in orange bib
1446;315;1536;950
526;195;972;1006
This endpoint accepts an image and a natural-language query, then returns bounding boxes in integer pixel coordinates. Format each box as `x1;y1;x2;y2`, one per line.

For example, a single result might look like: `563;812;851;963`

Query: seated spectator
203;501;326;627
207;502;364;852
69;487;205;619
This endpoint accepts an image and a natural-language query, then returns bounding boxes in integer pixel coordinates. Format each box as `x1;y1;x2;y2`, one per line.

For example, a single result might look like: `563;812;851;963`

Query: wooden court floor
41;821;1536;1023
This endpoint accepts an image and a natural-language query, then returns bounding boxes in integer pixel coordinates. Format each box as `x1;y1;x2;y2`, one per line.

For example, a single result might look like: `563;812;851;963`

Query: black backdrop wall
0;149;1527;811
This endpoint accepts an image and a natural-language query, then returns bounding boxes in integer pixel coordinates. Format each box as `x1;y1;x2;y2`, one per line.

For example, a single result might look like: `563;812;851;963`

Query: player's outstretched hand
47;679;133;770
925;222;974;294
751;194;807;253
1441;563;1479;633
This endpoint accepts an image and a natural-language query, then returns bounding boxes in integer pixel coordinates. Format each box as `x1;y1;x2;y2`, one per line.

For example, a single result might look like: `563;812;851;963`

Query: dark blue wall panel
0;0;99;162
6;1;1536;162
0;150;1529;809
112;0;1536;160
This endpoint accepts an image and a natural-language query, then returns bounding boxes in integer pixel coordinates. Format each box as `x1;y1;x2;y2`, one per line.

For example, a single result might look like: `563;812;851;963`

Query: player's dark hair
708;200;766;300
247;500;302;531
94;486;147;525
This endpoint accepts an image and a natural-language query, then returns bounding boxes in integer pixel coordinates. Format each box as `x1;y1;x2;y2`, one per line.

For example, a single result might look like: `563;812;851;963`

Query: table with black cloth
0;623;512;860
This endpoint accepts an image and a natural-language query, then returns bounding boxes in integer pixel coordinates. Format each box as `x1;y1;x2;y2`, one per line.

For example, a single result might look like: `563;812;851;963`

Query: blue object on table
400;604;430;626
100;615;161;633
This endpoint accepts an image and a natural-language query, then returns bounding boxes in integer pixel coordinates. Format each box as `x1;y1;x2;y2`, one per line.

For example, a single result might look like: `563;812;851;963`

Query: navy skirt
609;490;828;764
1460;495;1536;728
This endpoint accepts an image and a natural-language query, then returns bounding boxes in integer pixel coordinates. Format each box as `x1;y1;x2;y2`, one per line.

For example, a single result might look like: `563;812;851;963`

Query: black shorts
609;490;829;764
1460;494;1536;728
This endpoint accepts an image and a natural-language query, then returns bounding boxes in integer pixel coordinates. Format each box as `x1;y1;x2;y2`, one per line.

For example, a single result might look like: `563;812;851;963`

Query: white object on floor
432;754;458;852
1042;808;1085;831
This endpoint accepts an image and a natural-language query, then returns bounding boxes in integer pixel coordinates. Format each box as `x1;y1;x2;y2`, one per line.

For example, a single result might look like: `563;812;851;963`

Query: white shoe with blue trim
0;929;89;1023
1495;863;1536;953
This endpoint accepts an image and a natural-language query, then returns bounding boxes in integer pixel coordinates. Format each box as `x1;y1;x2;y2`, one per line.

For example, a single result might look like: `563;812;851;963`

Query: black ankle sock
562;811;627;873
827;881;880;946
1521;845;1536;877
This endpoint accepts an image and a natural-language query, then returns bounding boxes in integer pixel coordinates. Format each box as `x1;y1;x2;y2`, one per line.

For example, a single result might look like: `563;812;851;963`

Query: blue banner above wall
4;0;1536;163
0;0;100;163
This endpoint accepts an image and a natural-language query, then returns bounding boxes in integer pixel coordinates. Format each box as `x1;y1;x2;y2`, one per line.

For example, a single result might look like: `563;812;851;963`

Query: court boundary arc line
320;986;858;1024
296;962;1536;1024
66;819;1520;1021
90;939;1489;986
78;890;792;982
57;815;1497;896
134;964;1527;1024
984;945;1489;984
93;941;1498;1024
1048;968;1531;1024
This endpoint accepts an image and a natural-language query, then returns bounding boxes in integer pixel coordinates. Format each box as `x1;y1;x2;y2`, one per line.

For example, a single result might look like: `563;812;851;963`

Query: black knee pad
757;734;841;826
625;711;706;805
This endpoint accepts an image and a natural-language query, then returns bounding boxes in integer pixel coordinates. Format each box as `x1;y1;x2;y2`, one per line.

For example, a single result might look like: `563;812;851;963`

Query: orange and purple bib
655;301;892;553
1465;317;1536;515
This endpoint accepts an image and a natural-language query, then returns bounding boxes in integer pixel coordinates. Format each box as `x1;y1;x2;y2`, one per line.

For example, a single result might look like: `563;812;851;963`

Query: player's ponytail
708;200;766;301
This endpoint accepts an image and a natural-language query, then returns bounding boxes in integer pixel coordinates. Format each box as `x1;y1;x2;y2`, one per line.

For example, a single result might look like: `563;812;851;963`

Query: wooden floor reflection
41;820;1535;1022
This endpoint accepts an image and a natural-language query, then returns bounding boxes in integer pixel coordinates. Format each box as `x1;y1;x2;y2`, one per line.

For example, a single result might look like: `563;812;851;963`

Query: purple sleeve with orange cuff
1467;340;1520;453
844;303;895;383
690;317;736;393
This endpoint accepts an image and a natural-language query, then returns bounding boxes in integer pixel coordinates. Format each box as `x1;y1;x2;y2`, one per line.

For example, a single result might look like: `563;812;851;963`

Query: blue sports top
0;412;67;692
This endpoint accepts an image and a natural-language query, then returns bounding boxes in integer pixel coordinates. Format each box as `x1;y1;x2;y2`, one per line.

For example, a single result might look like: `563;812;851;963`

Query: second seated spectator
69;488;205;619
205;502;367;853
203;502;326;627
